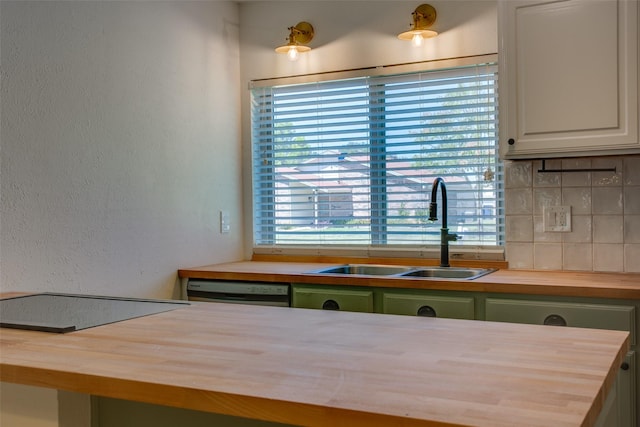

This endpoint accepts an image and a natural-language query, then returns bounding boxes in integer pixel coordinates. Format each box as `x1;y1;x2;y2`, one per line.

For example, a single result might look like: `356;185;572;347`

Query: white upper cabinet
499;0;639;159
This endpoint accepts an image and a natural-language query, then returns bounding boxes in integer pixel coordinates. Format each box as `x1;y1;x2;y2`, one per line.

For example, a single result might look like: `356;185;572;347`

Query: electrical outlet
220;210;230;234
543;206;571;232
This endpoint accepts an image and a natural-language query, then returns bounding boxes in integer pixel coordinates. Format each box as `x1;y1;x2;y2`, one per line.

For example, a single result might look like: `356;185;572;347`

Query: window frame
249;54;504;259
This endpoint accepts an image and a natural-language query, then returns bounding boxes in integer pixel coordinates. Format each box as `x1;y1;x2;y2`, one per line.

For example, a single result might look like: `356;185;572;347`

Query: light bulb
411;33;423;47
287;46;299;61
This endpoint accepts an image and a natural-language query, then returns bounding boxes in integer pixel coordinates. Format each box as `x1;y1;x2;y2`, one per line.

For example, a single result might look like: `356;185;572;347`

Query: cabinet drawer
486;298;635;344
383;293;474;319
292;287;373;313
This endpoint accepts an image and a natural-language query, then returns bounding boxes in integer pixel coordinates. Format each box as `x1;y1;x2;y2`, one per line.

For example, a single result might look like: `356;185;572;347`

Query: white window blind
251;62;503;248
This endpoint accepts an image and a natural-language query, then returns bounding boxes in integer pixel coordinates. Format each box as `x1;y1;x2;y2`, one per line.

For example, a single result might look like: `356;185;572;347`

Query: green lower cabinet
594;352;635;427
485;298;636;344
382;292;475;319
618;351;636;427
93;397;295;427
292;286;374;312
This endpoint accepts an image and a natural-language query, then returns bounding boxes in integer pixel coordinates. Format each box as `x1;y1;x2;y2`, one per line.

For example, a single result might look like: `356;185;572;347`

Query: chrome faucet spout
428;177;458;267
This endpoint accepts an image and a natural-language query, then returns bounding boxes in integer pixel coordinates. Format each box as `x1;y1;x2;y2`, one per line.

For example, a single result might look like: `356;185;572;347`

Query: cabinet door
485;298;636;343
499;0;639;159
618;351;636;427
292;287;373;313
382;292;474;319
595;352;636;427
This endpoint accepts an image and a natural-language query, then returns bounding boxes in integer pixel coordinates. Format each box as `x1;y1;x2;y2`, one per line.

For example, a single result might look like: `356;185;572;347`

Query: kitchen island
0;297;629;427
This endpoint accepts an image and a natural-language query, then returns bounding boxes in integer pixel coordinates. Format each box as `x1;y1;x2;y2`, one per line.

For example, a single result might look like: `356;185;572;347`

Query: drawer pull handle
621;362;630;371
417;305;437;317
508;138;515;145
543;314;567;327
322;299;340;310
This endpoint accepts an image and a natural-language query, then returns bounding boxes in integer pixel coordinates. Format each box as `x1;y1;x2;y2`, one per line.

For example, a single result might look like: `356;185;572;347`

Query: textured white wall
239;0;497;80
1;1;243;299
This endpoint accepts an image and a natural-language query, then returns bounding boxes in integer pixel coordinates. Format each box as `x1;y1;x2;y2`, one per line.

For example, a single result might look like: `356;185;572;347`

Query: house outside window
251;57;503;253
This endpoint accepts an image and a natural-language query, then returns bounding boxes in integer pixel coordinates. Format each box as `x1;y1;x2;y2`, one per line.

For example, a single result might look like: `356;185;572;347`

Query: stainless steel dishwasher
186;279;290;307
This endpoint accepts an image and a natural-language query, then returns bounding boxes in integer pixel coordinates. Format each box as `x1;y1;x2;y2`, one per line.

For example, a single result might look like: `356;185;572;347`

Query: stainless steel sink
308;264;416;276
308;264;495;280
399;267;495;280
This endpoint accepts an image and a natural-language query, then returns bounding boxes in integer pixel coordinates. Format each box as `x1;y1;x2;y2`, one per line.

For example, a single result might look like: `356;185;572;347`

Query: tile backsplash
504;155;640;272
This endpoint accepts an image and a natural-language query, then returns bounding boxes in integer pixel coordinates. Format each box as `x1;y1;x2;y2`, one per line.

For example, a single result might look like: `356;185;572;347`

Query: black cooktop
0;293;189;333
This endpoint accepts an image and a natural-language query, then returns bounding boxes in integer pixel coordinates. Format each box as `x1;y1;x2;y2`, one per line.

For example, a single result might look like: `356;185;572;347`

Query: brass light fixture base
275;21;315;54
291;22;314;45
414;4;437;28
398;4;438;41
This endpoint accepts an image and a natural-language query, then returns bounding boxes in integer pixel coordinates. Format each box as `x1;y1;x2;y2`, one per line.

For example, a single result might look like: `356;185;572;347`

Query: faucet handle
428;202;438;221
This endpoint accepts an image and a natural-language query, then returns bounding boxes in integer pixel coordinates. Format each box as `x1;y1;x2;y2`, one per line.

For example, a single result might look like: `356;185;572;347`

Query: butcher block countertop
178;259;640;300
0;298;630;427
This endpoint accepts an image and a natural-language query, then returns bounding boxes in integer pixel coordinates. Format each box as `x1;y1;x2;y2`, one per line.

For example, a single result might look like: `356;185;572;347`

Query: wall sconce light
397;4;438;47
275;22;315;61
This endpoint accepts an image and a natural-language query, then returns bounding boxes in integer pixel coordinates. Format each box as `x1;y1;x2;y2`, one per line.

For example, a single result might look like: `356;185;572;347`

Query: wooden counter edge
0;330;630;427
0;361;467;427
0;299;631;427
178;263;640;300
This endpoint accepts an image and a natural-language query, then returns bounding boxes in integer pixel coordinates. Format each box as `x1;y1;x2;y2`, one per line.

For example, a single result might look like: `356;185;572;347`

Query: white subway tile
533;188;561;216
593;244;624;272
563;243;593;271
593;215;624;244
534;160;561;187
505;155;640;272
592;187;623;214
504;161;532;189
624;215;640;243
506;216;533;242
562;215;592;243
505;188;533;215
592;157;622;186
623;156;640;185
505;243;533;269
623;186;640;215
624;244;640;272
533;216;562;242
562;187;591;215
534;243;563;270
561;159;591;187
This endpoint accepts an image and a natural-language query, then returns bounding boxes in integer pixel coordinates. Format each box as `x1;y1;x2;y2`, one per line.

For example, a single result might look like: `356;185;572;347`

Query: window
251;60;503;250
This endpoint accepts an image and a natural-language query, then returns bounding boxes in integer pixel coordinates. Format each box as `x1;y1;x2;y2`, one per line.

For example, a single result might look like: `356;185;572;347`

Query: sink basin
308;264;495;280
309;264;415;276
399;267;495;280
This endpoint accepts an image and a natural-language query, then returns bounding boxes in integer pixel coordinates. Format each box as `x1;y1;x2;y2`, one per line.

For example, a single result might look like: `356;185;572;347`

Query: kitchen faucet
428;177;458;267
